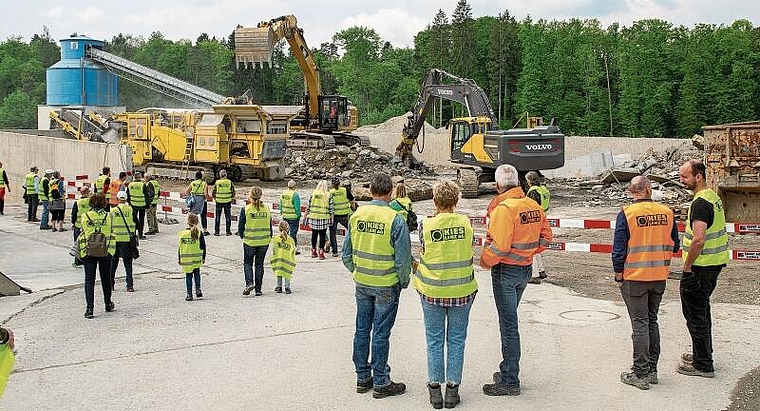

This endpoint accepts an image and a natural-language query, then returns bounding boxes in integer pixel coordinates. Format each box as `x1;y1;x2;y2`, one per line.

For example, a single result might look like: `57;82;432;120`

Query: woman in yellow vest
271;221;296;294
389;183;413;220
178;213;206;301
305;180;333;260
185;170;210;236
77;192;116;319
70;186;91;267
414;180;477;409
238;186;272;296
49;171;67;232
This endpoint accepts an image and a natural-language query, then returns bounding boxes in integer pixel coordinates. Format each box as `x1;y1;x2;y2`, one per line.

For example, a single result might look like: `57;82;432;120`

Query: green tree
488;10;521;127
0;90;36;128
451;0;476;79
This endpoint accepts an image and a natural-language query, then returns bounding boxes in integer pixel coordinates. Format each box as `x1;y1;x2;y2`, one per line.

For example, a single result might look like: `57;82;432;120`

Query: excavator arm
234;15;322;125
396;69;497;165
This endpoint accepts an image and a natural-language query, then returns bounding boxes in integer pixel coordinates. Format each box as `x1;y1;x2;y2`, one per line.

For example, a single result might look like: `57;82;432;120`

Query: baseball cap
116;191;128;200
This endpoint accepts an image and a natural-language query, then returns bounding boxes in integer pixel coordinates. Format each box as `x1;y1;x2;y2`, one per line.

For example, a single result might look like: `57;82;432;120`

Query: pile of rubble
283;144;436;182
557;138;704;207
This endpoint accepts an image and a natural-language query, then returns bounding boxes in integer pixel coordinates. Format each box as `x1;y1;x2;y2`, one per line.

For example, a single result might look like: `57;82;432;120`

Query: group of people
3;158;727;405
341;160;726;408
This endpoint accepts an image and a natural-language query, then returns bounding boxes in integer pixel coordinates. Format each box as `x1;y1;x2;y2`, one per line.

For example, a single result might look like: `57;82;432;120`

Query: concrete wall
0;131;131;201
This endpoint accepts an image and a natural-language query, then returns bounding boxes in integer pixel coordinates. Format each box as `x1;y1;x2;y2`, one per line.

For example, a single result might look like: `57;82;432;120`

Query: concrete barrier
0;131;132;202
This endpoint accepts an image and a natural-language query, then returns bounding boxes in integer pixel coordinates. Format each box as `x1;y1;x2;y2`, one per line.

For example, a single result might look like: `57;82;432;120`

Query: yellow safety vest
94;174;108;194
178;229;203;273
128;181;146;208
622;201;674;281
270;235;296;280
110;203;135;243
527;185;551;212
349;204;399;287
243;204;271;247
280;189;298;220
331;187;350;216
309;190;330;220
0;339;15;397
190;179;206;195
683;189;729;267
39;177;50;201
393;197;413;219
414;213;477;298
77;209;116;258
24;173;37;195
74;197;91;229
0;168;5;188
150;180;160;205
214;179;233;204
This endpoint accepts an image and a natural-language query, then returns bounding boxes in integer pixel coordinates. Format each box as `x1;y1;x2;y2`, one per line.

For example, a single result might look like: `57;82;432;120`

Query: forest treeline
1;0;759;138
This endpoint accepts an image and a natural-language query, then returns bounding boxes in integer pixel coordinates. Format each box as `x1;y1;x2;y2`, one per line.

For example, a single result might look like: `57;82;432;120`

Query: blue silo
46;36;118;106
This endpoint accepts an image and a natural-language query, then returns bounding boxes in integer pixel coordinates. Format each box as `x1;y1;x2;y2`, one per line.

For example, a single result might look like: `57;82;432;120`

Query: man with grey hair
213;169;235;236
613;175;679;390
342;172;411;399
145;172;160;235
486;164;521;218
481;164;552;396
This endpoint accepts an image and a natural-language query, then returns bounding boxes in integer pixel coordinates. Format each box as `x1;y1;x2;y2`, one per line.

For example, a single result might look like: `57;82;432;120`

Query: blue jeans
421;297;474;385
186;268;201;294
492;263;531;388
353;284;401;388
285;218;300;247
243;243;269;292
40;200;50;228
276;276;291;288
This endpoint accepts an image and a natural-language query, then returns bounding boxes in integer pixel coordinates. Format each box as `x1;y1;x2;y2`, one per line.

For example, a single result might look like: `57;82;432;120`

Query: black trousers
83;256;113;310
329;214;350;253
311;229;327;249
214;202;232;234
680;266;722;372
133;207;146;236
27;194;39;220
620;280;666;376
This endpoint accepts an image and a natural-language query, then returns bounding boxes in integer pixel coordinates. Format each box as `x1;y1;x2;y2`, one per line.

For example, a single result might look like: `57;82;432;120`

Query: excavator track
287;131;335;149
457;168;480;198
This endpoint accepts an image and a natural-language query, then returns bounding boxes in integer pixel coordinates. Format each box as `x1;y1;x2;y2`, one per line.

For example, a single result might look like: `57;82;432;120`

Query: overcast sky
3;0;757;48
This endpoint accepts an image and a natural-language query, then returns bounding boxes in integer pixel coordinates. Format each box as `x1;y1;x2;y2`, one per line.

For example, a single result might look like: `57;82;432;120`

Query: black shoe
226;232;233;236
285;288;292;294
357;378;373;394
373;381;406;399
243;285;254;296
84;308;94;319
139;235;147;240
620;372;650;390
127;287;134;292
275;286;283;293
528;277;541;284
427;383;443;409
295;250;301;255
145;231;157;235
482;382;520;396
255;290;263;297
213;232;220;236
444;383;460;408
40;226;52;230
196;289;203;298
105;302;115;312
186;294;193;301
539;271;547;279
202;231;211;236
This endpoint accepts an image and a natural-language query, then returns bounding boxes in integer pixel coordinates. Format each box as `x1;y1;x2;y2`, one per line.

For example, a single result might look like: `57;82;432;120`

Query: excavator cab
317;95;349;132
450;117;494;159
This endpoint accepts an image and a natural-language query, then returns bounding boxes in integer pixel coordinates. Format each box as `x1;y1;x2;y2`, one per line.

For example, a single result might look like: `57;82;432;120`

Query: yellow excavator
234;15;367;148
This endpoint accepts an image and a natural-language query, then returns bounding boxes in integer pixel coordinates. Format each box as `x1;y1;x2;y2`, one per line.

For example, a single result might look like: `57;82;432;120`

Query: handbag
50;198;65;211
185;195;196;208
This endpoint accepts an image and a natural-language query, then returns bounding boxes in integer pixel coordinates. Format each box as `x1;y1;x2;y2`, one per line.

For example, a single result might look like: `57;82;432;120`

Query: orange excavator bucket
234;26;276;68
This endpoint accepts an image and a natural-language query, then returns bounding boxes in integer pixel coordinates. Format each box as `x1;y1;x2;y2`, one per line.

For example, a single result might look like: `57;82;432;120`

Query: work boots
444;383;460;408
427;383;443;409
318;249;325;260
311;248;318;258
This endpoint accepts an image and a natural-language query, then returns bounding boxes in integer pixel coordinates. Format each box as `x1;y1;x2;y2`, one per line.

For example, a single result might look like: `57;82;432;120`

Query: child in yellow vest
178;213;206;301
271;221;296;294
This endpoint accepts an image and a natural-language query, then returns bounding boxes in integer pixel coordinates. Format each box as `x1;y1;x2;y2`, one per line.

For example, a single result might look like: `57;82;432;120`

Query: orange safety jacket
481;187;552;268
108;180;122;206
622;201;675;281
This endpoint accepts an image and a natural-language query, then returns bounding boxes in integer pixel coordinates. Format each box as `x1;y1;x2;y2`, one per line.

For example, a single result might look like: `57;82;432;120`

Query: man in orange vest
613;176;680;390
480;164;552;396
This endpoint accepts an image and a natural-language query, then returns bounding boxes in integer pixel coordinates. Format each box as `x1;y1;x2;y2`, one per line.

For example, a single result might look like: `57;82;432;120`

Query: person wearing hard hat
111;190;138;292
23;166;40;222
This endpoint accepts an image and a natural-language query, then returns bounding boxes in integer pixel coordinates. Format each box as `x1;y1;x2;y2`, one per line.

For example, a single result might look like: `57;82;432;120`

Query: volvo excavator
397;69;565;197
234;15;368;149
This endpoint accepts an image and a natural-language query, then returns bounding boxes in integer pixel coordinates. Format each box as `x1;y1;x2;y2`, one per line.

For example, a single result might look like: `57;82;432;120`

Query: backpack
84;213;109;258
395;201;418;232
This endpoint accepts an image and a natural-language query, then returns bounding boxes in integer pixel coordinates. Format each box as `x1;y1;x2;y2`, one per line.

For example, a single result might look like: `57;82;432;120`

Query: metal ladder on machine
180;129;194;179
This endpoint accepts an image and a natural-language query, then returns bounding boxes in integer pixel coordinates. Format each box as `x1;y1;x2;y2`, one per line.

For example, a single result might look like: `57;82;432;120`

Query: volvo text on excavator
396;69;565;197
234;15;368;149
